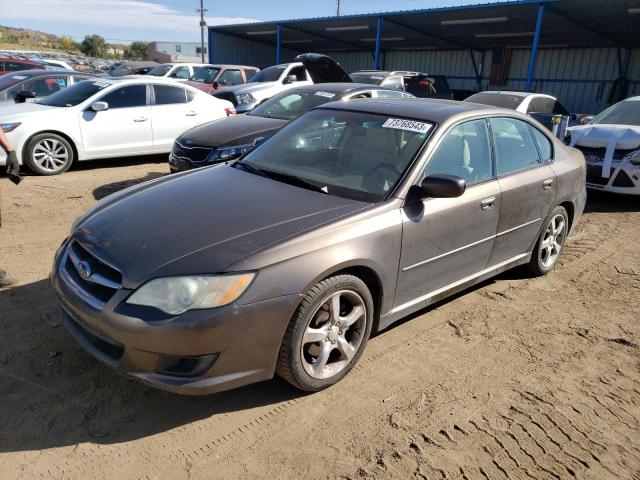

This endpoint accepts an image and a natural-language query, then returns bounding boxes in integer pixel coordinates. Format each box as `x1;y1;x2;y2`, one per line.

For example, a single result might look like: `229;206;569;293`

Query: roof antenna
336;0;341;16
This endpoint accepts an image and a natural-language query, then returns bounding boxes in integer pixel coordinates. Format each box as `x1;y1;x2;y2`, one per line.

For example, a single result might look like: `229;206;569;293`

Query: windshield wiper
231;160;266;177
258;169;328;194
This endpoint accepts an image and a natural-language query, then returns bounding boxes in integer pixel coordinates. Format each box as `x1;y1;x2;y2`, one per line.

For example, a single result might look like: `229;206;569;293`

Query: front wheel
527;206;569;276
276;275;374;392
25;133;74;175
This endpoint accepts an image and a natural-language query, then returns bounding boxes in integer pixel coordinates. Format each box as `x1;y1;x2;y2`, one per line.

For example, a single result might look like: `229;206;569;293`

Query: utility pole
336;0;340;16
198;0;207;63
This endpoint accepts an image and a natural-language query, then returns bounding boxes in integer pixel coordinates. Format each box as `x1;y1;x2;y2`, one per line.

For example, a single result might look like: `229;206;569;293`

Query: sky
0;0;497;43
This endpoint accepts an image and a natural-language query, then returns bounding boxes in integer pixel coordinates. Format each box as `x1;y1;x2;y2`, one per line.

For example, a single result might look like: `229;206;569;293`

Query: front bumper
52;244;300;395
585;162;640;195
168;152;192;173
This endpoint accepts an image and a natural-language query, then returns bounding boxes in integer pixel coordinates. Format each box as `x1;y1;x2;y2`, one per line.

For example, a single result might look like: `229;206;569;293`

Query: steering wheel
368;162;401;176
362;162;401;192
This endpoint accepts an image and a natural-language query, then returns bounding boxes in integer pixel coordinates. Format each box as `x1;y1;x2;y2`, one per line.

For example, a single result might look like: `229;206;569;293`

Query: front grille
585;164;610;185
576;146;632;163
612;170;635;188
63;241;121;306
64;311;124;362
172;141;213;163
213;91;237;106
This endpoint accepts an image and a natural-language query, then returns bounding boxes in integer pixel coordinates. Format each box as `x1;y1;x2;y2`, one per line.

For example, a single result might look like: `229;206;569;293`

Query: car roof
208;64;258;69
1;69;78;78
94;76;197;86
288;82;401;94
319;98;504;123
0;57;41;65
624;96;640;102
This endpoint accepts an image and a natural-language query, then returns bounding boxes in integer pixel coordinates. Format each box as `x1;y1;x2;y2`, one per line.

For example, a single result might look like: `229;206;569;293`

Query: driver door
395;119;500;307
80;84;153;157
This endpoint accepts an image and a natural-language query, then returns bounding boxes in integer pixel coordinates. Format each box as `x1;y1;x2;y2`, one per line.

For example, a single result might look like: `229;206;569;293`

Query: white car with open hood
0;76;235;175
567;96;640;194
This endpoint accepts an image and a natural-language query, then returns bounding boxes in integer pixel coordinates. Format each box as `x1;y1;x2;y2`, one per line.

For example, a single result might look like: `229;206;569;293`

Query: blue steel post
525;3;545;92
276;24;282;65
374;16;383;70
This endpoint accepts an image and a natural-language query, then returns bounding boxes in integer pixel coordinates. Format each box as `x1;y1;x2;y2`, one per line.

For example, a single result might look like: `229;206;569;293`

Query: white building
148;42;207;63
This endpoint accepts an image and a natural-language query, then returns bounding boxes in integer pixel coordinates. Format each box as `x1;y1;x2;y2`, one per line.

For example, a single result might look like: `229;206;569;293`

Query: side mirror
283;75;297;84
420;174;466;198
91;101;109;112
18;90;37;100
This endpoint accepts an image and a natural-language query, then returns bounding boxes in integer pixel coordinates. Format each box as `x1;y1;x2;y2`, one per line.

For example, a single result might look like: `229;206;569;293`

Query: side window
186;89;196;102
382;76;403;90
529;125;553;162
218;69;243;86
12;76;67;97
72;75;91;84
170;66;191;79
527;97;554;114
489;117;542;176
287;66;307;82
552;101;569;115
424;119;493;185
375;89;409;98
100;84;147;109
153;84;187;105
349;91;372;99
243;68;258;81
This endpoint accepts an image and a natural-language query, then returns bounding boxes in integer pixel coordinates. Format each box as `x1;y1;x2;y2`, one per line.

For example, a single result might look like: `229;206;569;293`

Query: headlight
235;93;255;105
126;273;255;315
1;122;21;133
207;144;254;162
623;149;640;165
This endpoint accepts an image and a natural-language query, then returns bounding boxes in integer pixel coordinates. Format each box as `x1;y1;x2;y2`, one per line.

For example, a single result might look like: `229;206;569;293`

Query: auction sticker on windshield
315;91;336;98
382;118;432;134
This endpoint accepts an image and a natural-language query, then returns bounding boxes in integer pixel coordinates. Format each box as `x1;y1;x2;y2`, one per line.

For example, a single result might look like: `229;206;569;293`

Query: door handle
480;196;496;211
133;117;148;122
542;178;554;190
185;111;198;116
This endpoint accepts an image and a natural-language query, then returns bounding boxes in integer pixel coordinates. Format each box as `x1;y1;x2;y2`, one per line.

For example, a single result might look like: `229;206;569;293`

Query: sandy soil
0;157;639;480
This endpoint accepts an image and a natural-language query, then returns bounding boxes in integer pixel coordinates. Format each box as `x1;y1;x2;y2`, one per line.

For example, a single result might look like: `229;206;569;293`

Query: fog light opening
157;353;219;377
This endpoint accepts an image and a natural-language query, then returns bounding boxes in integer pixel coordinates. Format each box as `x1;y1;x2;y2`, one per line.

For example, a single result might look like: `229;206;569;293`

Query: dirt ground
0;157;639;480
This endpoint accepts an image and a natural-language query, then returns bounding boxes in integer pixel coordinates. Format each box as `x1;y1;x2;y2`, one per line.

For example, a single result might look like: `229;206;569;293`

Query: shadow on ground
0;279;306;454
584;189;640;213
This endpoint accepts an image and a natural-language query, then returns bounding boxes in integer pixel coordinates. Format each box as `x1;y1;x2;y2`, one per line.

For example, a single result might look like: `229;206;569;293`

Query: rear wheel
25;133;74;175
527;206;568;276
276;275;374;391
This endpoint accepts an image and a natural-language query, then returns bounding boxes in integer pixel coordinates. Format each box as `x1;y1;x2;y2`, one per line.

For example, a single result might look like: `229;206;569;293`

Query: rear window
190;66;219;84
249;90;338;121
466;92;524;110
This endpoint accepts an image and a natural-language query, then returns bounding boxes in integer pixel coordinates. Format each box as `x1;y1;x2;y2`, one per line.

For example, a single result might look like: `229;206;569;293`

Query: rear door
79;83;153;157
395;118;500;307
486;117;557;267
150;84;203;151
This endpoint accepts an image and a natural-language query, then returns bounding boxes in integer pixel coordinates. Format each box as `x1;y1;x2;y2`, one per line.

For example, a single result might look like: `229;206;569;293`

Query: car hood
73;165;368;288
179;114;287;148
568;124;640;150
0;102;61;120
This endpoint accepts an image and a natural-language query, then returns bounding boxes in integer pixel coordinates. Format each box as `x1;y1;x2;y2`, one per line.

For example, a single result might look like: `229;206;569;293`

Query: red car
0;58;43;76
185;64;259;94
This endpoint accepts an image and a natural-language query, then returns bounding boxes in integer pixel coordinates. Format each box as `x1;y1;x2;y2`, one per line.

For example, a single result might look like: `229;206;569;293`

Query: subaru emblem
76;261;92;280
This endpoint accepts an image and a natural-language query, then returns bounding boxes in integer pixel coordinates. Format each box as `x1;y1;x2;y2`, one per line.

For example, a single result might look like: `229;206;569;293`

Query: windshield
248;65;285;83
38;80;110;107
147;64;172;76
349;74;384;85
249;90;341;120
465;92;524;110
590;100;640;127
189;66;219;83
240;109;433;202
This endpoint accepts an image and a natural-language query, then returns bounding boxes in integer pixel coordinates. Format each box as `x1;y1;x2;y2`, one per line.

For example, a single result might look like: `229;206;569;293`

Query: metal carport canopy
210;0;640;90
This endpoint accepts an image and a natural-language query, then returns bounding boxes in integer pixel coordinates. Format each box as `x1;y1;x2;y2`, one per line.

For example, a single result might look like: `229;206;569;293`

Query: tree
124;41;150;60
58;36;79;52
80;34;107;57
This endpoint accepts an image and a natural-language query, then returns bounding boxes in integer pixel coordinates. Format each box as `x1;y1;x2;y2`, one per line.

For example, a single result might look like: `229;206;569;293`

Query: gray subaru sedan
52;98;586;394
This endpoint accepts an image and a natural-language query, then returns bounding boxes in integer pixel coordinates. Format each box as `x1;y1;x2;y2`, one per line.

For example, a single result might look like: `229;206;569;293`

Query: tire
276;274;374;392
527;206;569;276
25;133;74;175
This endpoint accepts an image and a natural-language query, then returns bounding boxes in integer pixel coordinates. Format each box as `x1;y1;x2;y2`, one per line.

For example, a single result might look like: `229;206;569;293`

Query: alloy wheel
300;289;367;380
32;138;70;173
540;213;566;269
